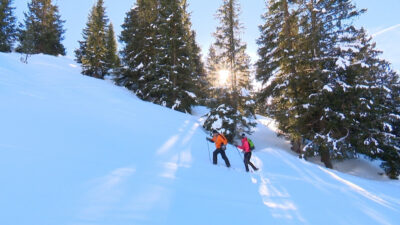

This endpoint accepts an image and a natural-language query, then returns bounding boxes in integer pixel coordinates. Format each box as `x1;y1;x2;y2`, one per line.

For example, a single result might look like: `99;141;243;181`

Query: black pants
213;148;231;167
244;152;258;172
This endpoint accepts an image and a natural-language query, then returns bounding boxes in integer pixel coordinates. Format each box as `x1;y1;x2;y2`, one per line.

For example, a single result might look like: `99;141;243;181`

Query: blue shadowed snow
0;53;399;225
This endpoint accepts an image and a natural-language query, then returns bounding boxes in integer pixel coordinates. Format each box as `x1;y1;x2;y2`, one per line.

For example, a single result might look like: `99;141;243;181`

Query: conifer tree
213;0;249;98
0;0;17;52
181;1;208;103
17;0;65;56
204;0;255;140
148;0;196;113
119;0;204;113
385;81;400;178
296;0;374;168
105;22;120;75
203;104;241;141
75;0;118;79
118;0;158;91
205;45;222;100
339;28;400;178
256;0;303;151
189;30;209;104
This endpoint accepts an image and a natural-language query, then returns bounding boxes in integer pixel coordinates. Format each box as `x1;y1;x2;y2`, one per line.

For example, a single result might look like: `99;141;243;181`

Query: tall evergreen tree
181;0;208;103
386;80;400;178
204;0;255;140
338;28;400;178
188;30;209;104
75;0;118;79
0;0;17;52
17;0;65;56
105;22;120;74
205;45;222;100
256;0;302;149
213;0;250;98
295;0;374;168
119;0;204;113
118;0;158;91
148;0;196;113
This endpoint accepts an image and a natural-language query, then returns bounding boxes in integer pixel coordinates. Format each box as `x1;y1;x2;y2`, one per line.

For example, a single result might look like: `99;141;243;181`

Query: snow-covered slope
1;53;399;225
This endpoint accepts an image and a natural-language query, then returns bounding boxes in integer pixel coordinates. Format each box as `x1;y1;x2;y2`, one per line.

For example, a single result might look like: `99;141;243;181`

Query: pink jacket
237;137;250;153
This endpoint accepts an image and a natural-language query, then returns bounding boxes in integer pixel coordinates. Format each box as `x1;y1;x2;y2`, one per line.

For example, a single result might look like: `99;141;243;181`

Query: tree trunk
320;146;333;169
291;138;301;153
291;137;307;159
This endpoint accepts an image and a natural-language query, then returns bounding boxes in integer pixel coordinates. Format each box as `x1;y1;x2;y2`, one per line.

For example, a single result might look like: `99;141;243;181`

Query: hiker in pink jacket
236;133;258;172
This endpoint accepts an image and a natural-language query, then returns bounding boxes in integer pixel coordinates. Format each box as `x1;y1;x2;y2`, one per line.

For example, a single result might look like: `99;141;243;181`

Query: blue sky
14;0;400;71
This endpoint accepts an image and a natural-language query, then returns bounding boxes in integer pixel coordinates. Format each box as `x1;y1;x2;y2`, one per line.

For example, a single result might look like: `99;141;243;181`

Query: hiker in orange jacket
236;133;258;172
206;130;231;167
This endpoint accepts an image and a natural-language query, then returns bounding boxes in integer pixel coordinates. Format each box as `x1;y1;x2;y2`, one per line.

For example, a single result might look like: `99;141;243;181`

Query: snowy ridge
1;53;400;225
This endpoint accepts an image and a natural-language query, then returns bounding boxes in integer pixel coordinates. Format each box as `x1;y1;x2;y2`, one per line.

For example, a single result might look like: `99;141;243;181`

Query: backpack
247;138;255;151
219;134;228;150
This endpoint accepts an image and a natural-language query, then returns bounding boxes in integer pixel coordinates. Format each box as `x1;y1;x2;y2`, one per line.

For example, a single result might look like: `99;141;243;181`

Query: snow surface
1;53;400;225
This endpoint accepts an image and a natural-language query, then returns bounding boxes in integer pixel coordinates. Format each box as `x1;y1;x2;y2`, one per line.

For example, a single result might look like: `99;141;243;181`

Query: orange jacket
212;134;228;149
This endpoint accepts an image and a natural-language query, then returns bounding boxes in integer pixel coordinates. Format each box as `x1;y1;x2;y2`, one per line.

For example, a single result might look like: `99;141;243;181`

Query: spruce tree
75;0;116;79
0;0;17;52
205;45;222;100
385;81;400;178
296;0;372;168
203;104;241;141
188;30;209;104
17;0;65;56
119;0;158;95
204;0;255;140
148;0;196;113
105;22;120;75
213;0;248;98
181;0;208;104
340;28;400;178
120;0;203;113
256;0;304;153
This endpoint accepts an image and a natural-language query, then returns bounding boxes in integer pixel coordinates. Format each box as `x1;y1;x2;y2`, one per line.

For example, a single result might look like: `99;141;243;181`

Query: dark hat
212;129;219;134
241;133;246;137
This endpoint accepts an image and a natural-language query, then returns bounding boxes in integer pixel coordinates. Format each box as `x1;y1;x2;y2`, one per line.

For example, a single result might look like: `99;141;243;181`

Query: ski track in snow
0;53;400;225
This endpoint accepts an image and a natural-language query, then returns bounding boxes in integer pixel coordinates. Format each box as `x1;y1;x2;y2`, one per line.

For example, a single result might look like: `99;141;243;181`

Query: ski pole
235;146;244;161
206;139;212;163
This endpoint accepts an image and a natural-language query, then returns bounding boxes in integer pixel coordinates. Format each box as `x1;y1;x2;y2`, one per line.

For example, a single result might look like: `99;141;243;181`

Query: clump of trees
256;0;400;179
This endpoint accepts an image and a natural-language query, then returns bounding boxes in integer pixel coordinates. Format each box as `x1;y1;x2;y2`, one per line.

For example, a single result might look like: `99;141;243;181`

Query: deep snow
1;53;400;225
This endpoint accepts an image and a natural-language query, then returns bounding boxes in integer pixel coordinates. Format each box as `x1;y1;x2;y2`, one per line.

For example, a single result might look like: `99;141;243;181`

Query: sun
218;69;229;85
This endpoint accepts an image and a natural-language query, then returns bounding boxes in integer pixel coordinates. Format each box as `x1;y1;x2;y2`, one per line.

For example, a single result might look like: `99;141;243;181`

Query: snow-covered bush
203;104;256;142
